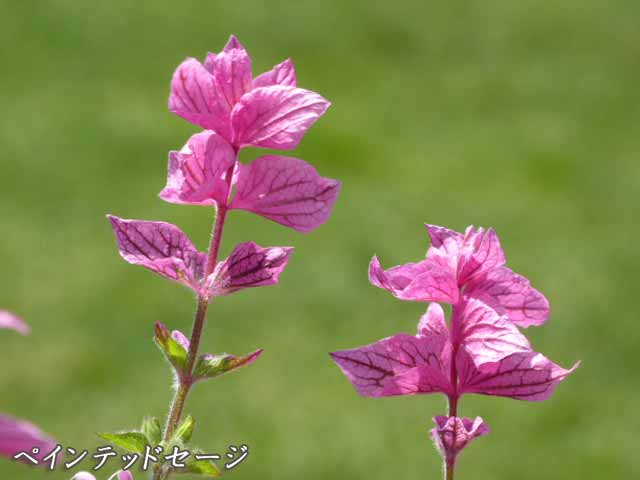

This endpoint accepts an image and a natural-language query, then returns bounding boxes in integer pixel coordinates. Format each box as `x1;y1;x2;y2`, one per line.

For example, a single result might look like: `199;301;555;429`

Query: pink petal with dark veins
467;266;550;327
454;297;531;367
430;416;489;463
330;333;451;398
0;414;56;463
230;155;340;232
425;224;463;274
231;85;330;150
0;310;29;335
207;35;253;112
458;349;579;401
168;58;231;141
159;130;236;207
457;226;506;285
253;59;297;88
206;242;293;297
368;256;459;304
417;303;448;339
108;216;206;292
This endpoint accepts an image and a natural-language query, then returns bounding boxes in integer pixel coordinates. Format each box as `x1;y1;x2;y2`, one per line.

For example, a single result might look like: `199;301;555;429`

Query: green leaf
154;321;189;373
193;349;263;382
98;431;148;453
141;416;162;445
180;450;223;477
172;414;195;444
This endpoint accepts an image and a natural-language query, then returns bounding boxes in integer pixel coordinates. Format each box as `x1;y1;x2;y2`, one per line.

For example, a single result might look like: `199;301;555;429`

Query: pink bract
0;310;29;335
0;414;56;463
169;35;330;150
159;131;341;232
330;298;577;401
370;224;549;327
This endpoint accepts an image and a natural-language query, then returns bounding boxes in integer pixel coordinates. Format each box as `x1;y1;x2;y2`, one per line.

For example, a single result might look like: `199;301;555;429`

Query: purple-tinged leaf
330;333;451;398
467;266;550;327
231;85;330;150
108;216;205;292
368;256;459;304
206;35;253;111
0;414;55;463
160;130;236;207
253;59;296;88
230;155;340;232
168;58;231;141
458;349;579;401
206;242;293;297
454;297;530;367
430;416;489;464
193;349;263;382
0;310;29;335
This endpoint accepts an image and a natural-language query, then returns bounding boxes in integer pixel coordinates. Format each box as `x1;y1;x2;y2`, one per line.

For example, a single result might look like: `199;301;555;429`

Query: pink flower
0;310;29;335
169;35;330;150
369;224;549;327
0;414;56;463
330;298;577;401
108;216;293;297
159;130;340;232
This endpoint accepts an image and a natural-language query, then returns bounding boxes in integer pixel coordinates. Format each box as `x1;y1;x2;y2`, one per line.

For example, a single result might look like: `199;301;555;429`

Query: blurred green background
1;0;638;478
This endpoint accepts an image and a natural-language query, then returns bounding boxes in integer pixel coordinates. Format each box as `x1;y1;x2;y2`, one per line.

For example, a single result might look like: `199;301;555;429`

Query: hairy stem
155;158;236;480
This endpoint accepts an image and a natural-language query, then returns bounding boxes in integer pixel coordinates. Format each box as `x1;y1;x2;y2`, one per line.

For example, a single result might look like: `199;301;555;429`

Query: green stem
154;158;235;480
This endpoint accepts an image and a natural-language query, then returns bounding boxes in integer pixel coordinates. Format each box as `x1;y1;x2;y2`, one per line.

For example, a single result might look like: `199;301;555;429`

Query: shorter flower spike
430;416;489;466
108;216;206;293
160;130;236;207
231;155;340;233
206;242;293;297
0;310;29;335
0;414;56;463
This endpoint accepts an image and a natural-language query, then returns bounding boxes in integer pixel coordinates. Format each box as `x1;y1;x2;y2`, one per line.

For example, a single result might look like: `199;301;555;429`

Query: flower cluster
109;34;340;299
331;224;578;473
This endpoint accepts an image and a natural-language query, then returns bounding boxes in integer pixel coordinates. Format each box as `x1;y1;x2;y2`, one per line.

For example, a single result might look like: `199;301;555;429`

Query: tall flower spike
169;35;330;150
